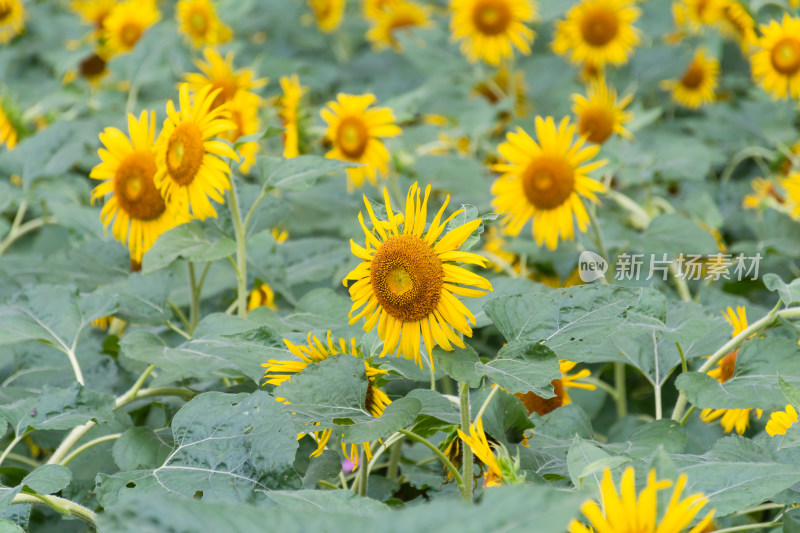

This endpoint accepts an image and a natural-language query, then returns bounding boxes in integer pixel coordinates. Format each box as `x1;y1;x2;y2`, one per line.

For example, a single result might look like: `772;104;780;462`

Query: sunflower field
4;0;800;531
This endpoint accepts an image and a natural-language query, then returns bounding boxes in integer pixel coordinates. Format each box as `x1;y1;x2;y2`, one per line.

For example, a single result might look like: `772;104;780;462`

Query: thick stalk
357;449;368;497
387;439;402;481
188;262;200;333
12;493;96;526
614;362;627;418
228;179;248;318
0;433;28;468
459;381;473;503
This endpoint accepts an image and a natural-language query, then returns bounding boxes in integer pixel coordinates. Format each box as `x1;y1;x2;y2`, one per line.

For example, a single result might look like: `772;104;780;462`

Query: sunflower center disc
191;12;208;33
80;53;106;80
0;6;10;21
120;22;142;47
580;7;619;47
166;123;205;186
390;14;419;40
680;61;706;89
718;351;737;383
521;156;575;210
114;152;166;221
337;117;369;159
210;79;237;108
771;38;800;75
578;107;615;144
370;234;444;322
472;0;512;35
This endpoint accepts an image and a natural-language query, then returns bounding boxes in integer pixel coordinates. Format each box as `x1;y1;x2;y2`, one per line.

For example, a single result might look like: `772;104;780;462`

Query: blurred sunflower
671;0;722;33
64;45;112;87
516;360;596;416
766;405;798;437
569;467;715;533
472;65;529;117
366;0;432;52
221;91;260;174
278;74;309;158
154;83;239;220
0;0;25;44
481;225;519;273
344;182;493;368
781;171;800;220
449;0;537;66
320;93;401;190
660;48;719;109
572;76;633;144
0;100;18;150
743;177;782;211
103;0;160;55
90;111;185;270
552;0;641;68
752;14;800;100
363;0;394;20
308;0;345;33
714;0;755;51
700;306;763;434
247;282;277;311
176;0;232;48
183;48;267;110
491;116;607;250
71;0;115;32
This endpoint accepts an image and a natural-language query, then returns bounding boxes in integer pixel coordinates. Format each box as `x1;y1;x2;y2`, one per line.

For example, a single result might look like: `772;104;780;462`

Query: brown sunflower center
190;11;209;34
311;0;331;19
390;14;420;38
472;0;512;36
521;156;575;210
337;116;369;159
771;37;800;76
516;378;565;416
80;53;107;80
166;123;205;186
370;234;444;322
0;5;11;21
580;6;619;47
680;61;706;89
718;351;737;383
119;22;143;47
114;151;165;221
578;107;615;144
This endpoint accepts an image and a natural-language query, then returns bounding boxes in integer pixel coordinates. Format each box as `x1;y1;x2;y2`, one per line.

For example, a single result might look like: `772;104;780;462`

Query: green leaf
141;223;236;273
607;420;687;458
112;427;172;471
342;396;421;443
780;376;800;411
786;508;800;533
764;274;800;306
633;214;718;255
433;345;482;388
97;270;173;325
479;341;560;395
405;389;460;425
259;155;354;191
567;438;629;489
0;465;72;513
0;520;25;533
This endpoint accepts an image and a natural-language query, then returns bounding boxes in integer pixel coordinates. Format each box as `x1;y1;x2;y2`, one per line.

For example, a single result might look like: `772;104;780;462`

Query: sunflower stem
679;405;696;426
357;449;368;497
11;493;97;526
0;432;29;469
0;215;59;256
614;362;627;419
227;176;248;319
459;381;474;503
398;429;464;494
187;262;200;333
711;522;782;533
61;433;121;466
474;385;500;422
587;204;610;274
387;438;403;481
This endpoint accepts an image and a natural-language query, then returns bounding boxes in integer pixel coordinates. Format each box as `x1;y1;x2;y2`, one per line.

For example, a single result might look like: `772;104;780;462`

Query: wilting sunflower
660;48;719;109
366;0;432;52
320;93;401;190
90;111;185;269
308;0;345;33
552;0;641;68
103;0;160;55
569;467;715;533
457;419;503;488
0;101;18;150
154;83;239;220
491;116;607;250
343;183;493;367
221;91;260;174
515;360;596;416
247;282;277;312
449;0;537;66
571;76;633;144
278;74;309;158
751;14;800;100
0;0;24;44
183;48;267;110
176;0;232;48
767;405;798;437
700;306;763;434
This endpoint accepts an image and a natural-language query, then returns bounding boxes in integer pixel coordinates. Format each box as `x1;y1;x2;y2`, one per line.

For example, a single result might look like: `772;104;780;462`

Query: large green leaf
0;464;72;513
258;155;353;191
342;396;421;443
141;223;236;273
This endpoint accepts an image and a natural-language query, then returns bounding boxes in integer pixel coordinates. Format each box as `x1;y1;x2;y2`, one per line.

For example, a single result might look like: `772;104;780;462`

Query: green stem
587;204;610;269
676;342;687;373
61;433;121;466
0;432;28;468
581;377;618;400
167;300;191;332
11;493;96;526
733;503;785;516
5;453;40;469
711;522;781;533
188;262;200;333
0;216;57;256
357;449;368;497
680;406;696;426
228;178;248;319
134;387;197;401
318;480;339;490
614;362;627;418
474;385;500;422
720;146;776;183
165;321;191;340
459;381;473;503
398;429;464;493
669;264;692;302
387;438;403;481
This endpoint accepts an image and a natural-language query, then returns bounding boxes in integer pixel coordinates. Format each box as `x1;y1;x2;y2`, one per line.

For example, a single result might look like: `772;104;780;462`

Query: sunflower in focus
660;48;719;109
569;467;715;533
221;91;260;174
176;0;232;48
248;282;277;311
449;0;537;66
320;93;401;190
767;405;798;437
344;183;493;368
700;306;763;434
552;0;641;68
0;100;18;150
572;76;633;144
0;0;25;44
278;74;309;158
90;111;185;270
183;48;267;110
752;14;800;100
154;83;239;220
71;0;116;34
491;116;607;250
366;0;432;52
103;0;160;55
308;0;345;33
516;360;596;416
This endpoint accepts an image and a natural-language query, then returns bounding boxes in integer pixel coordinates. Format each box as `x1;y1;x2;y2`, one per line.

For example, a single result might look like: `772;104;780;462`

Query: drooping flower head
0;0;25;44
571;76;633;144
458;418;508;488
751;14;800;100
320;93;401;191
516;360;596;416
491;116;607;250
660;48;719;109
247;282;277;312
767;404;799;437
308;0;345;33
154;83;239;220
366;0;432;52
449;0;537;66
344;183;493;368
103;0;160;55
176;0;232;48
183;48;267;110
552;0;641;68
278;75;309;159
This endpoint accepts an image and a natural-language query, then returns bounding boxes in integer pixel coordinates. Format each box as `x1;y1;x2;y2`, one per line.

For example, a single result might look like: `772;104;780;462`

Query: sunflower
72;46;111;86
672;0;722;32
272;227;289;243
363;0;394;20
278;74;309;159
781;171;800;220
103;0;160;55
552;0;641;68
767;405;799;437
221;91;260;174
91;315;126;336
449;0;537;66
660;48;719;109
343;182;493;368
153;83;239;220
742;177;782;211
700;307;763;434
472;65;529;116
320;93;402;190
714;0;755;51
247;282;277;312
308;0;345;33
751;14;800;100
569;467;715;533
491;116;607;250
366;0;432;52
90;111;185;269
183;48;267;110
71;0;116;34
515;360;596;416
0;0;24;44
0;101;18;150
571;76;633;144
457;418;503;488
176;0;232;47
